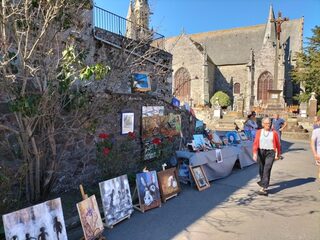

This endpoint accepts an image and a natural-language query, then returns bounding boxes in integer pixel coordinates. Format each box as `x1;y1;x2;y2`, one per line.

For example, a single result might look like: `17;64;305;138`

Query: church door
257;71;273;104
174;67;191;103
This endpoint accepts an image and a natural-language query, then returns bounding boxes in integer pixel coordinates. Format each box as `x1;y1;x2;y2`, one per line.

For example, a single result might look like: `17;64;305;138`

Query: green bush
210;91;231;108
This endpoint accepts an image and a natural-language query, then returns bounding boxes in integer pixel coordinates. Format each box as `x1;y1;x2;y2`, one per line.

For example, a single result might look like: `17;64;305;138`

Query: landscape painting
157;168;181;202
99;175;134;227
136;171;161;212
2;198;67;240
77;195;104;240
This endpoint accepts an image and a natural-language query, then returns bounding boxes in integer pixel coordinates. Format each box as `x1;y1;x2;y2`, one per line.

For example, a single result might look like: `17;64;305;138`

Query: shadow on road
268;177;316;194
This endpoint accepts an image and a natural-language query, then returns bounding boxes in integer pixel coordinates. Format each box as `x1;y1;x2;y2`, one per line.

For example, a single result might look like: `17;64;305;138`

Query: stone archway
174;67;191;103
257;71;273;104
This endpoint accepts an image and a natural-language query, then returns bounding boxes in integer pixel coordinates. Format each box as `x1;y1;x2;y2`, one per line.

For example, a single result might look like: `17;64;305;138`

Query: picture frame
121;112;134;134
189;165;210;191
132;72;151;92
157;168;181;202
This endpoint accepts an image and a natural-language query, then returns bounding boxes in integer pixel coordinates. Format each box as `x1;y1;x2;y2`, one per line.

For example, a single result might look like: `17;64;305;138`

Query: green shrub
210;91;231;108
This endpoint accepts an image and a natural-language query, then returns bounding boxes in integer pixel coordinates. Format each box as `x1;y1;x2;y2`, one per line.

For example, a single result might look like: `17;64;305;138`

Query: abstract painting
99;175;134;227
157;168;181;202
136;171;161;212
142;106;164;117
2;198;67;240
77;195;104;240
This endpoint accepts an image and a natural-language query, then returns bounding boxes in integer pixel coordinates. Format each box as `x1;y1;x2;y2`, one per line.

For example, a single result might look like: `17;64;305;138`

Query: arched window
234;83;240;94
174;67;191;101
257;71;273;103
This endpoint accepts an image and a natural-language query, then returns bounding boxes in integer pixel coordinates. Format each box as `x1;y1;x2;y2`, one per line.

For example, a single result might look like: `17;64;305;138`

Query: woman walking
253;117;281;195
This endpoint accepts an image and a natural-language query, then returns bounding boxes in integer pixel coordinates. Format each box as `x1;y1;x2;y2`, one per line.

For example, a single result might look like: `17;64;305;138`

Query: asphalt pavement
68;138;320;240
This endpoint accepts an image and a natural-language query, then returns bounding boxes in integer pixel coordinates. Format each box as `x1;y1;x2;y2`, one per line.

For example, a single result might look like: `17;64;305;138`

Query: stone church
162;6;304;112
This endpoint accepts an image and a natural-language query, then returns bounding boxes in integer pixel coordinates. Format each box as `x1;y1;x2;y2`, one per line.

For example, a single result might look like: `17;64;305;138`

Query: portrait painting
77;195;104;240
189;165;210;191
132;73;151;92
121;112;134;134
157;168;181;202
2;198;67;240
99;175;134;227
136;171;161;212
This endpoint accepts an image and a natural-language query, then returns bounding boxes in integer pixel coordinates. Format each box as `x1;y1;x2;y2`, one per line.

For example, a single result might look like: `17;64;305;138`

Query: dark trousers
257;149;275;188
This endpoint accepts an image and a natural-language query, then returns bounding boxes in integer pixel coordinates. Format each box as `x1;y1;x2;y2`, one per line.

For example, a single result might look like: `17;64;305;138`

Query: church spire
133;0;150;29
263;5;276;45
126;0;136;39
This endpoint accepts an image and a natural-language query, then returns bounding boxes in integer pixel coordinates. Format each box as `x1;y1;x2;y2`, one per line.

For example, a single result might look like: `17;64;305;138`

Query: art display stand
104;214;131;229
79;184;106;240
162;193;178;203
131;186;162;213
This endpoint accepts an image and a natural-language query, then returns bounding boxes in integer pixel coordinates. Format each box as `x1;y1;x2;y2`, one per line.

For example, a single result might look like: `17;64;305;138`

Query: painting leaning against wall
2;198;68;240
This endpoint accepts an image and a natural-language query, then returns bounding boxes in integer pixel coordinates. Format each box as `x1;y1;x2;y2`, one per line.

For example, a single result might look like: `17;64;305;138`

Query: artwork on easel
157;168;181;202
77;195;104;240
2;198;67;240
99;175;134;228
135;171;161;212
189;165;210;191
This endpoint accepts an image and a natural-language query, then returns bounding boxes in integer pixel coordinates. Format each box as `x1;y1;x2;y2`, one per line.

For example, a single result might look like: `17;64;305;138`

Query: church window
234;83;240;94
174;67;191;102
257;71;273;103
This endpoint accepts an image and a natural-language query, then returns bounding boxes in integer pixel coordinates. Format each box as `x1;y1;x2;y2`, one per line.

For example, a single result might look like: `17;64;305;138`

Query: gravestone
212;98;222;118
300;102;307;118
308;92;317;118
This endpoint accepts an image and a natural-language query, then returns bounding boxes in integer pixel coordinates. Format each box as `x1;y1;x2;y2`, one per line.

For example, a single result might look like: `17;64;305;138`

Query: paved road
68;138;320;240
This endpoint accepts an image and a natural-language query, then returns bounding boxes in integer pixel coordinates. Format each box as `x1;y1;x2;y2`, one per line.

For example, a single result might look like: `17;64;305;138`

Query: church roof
163;18;303;66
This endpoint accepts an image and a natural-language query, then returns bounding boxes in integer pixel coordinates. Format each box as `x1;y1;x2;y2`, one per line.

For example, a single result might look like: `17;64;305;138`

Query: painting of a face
2;198;67;240
136;171;161;211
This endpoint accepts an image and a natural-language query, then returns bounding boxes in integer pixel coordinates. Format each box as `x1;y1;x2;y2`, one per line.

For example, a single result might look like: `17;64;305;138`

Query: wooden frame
132;72;151;92
121;112;134;134
157;168;181;202
189;165;210;191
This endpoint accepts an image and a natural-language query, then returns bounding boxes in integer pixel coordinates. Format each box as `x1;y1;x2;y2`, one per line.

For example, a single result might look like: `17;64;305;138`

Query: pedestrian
313;116;320;129
310;116;320;182
253;117;281;196
271;113;287;158
244;111;258;140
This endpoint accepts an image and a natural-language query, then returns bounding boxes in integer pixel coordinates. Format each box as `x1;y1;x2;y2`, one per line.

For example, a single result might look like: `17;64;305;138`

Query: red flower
99;133;109;139
103;147;111;156
152;138;161;145
128;132;136;140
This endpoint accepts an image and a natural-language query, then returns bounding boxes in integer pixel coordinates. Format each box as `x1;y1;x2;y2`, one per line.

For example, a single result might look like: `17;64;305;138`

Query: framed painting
2;198;68;240
132;73;151;92
157;168;181;202
189;165;210;191
99;175;134;227
226;131;239;144
136;171;161;212
121;112;134;134
77;195;104;240
142;106;164;117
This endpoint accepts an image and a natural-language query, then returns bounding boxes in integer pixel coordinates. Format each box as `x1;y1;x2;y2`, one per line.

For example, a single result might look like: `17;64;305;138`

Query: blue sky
94;0;320;44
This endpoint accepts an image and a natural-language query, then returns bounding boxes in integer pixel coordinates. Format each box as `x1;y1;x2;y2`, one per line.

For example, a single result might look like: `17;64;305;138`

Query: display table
176;142;255;181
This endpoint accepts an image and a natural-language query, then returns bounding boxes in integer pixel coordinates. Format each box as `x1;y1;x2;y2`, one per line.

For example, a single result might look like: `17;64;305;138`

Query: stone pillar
300;102;307;118
308;92;317;117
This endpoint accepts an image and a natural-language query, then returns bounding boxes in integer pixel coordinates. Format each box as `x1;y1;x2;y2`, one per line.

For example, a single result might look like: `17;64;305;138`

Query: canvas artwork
211;131;223;144
2;198;67;240
136;171;161;212
193;134;205;148
142;106;164;117
121;112;134;134
143;140;161;160
171;97;180;107
132;73;151;92
189;165;210;191
195;120;204;133
239;131;249;141
99;175;134;227
226;131;238;144
77;195;104;240
157;168;181;202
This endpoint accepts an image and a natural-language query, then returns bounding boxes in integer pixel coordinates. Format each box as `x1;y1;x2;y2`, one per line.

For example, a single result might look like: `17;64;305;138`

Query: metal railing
93;5;164;41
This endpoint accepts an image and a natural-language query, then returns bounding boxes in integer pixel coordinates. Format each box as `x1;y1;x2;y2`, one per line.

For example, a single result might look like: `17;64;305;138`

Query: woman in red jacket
253;117;281;195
